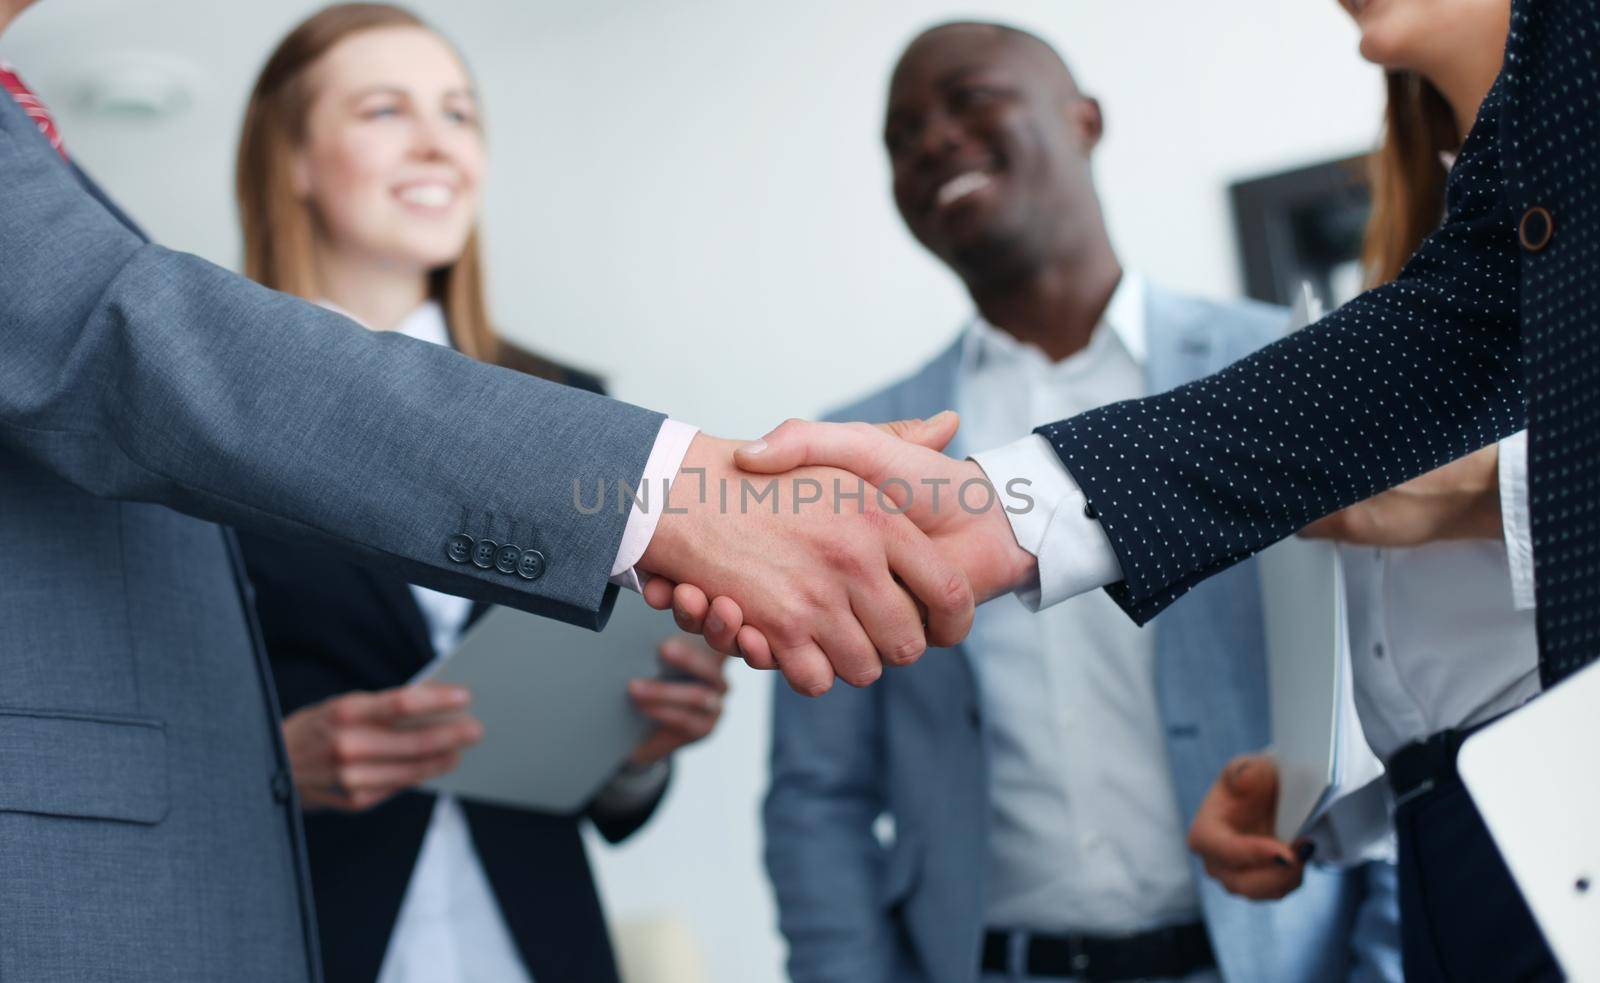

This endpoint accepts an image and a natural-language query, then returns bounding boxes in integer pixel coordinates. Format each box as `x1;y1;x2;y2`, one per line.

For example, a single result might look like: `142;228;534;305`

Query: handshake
633;411;1039;695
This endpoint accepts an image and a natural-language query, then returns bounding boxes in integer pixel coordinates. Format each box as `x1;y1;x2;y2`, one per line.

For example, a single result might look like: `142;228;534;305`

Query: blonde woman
232;6;728;981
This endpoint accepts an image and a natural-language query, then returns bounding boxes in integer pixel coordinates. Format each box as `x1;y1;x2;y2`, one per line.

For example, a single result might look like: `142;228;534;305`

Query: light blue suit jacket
764;286;1401;983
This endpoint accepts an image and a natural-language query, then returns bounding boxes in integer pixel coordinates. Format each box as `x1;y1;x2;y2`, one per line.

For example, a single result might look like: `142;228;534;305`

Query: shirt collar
317;298;451;349
960;270;1146;373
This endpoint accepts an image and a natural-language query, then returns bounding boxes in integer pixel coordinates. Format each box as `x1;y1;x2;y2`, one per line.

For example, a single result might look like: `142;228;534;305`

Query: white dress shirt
959;274;1204;934
323;302;667;983
973;334;1542;769
1342;431;1539;762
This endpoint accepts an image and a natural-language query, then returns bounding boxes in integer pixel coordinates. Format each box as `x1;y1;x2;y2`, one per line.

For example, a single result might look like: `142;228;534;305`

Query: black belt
1385;715;1503;807
980;922;1214;981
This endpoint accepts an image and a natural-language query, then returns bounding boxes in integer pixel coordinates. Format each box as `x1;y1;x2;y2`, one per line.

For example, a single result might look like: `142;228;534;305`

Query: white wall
2;3;1381;981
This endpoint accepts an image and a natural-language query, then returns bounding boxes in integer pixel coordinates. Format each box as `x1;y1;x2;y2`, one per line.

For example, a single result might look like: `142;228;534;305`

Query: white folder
1459;658;1600;980
1260;537;1383;841
1262;283;1384;841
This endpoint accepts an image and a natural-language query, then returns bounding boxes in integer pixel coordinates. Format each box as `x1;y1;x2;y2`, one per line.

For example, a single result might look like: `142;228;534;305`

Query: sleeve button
270;769;293;804
471;539;499;569
446;533;474;564
516;549;546;581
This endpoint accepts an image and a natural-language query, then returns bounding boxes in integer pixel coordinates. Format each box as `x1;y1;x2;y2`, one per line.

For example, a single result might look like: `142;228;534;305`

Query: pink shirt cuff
609;419;700;592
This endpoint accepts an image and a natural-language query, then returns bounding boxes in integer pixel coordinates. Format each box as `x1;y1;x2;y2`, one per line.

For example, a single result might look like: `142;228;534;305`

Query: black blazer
241;347;661;983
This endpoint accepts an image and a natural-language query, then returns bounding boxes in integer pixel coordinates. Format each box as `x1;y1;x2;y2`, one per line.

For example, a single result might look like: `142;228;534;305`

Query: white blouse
1346;430;1539;764
1314;430;1538;862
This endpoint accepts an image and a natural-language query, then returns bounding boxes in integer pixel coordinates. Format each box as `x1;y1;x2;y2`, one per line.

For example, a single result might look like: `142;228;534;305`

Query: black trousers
1394;773;1561;982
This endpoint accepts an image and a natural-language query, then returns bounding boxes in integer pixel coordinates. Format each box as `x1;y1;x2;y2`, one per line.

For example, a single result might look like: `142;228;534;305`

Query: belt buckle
1067;935;1091;978
1394;776;1437;808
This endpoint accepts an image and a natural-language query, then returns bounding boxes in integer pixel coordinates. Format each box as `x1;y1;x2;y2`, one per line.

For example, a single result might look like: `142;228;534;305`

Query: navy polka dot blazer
1038;0;1597;686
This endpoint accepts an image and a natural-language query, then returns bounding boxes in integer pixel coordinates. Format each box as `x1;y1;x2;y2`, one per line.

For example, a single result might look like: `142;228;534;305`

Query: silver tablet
1460;660;1600;980
415;597;679;814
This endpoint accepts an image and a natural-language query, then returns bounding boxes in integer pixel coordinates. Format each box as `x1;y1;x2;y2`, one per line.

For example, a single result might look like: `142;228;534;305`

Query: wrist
1442;443;1503;540
1454;483;1504;539
1441;447;1502;540
981;502;1039;602
627;743;670;767
961;460;1038;603
640;432;732;575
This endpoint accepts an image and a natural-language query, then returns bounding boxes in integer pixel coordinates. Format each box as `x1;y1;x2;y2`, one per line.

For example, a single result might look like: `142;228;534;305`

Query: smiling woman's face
1336;0;1510;74
294;25;484;276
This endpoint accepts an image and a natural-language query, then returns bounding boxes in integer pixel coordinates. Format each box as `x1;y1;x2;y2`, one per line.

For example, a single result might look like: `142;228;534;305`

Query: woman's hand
282;683;483;812
1187;754;1314;901
1300;444;1501;546
626;635;729;766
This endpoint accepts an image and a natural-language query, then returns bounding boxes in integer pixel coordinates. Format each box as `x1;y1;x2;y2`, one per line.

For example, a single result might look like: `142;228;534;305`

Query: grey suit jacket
0;90;660;980
764;287;1401;983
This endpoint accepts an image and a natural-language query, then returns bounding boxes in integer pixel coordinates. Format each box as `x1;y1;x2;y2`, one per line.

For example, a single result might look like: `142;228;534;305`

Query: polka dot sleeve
1037;80;1524;625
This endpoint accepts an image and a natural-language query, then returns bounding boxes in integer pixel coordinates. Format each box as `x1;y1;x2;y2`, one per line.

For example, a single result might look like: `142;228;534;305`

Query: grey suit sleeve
764;677;900;983
0;106;660;629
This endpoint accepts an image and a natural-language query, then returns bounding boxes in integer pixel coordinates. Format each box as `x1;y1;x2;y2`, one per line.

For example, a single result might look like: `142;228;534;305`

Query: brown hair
235;3;505;364
1361;70;1460;286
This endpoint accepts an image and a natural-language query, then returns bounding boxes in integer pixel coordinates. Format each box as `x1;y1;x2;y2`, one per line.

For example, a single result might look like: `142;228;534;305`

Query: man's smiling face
882;24;1102;283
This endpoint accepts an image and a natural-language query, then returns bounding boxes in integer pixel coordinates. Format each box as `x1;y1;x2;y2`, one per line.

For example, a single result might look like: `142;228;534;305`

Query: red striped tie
0;61;68;161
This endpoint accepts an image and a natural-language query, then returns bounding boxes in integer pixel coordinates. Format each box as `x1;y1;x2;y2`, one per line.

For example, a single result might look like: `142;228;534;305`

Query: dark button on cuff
1519;206;1554;252
471;539;499;569
494;544;522;575
1083;500;1099;520
516;549;546;581
446;533;474;564
271;769;293;804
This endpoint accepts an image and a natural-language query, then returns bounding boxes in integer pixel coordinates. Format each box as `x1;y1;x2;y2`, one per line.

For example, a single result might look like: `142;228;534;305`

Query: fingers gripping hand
283;683;484;812
626;635;730;764
1186;754;1310;900
637;432;975;696
686;412;979;676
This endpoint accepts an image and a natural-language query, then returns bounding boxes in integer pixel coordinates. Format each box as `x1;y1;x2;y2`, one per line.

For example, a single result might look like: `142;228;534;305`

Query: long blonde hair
1361;70;1460;286
236;3;499;362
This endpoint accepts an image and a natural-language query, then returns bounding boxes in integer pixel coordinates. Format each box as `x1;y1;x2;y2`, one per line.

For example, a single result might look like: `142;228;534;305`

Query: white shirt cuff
969;434;1124;611
609;419;700;593
1497;430;1535;611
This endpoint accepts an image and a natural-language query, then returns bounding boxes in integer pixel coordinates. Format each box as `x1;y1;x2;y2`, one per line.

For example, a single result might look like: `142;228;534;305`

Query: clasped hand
636;412;1036;695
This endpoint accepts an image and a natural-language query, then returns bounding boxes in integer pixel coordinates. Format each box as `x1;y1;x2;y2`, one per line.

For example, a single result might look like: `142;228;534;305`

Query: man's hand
626;634;728;765
282;683;483;812
1186;754;1311;901
736;414;1037;603
1300;444;1501;546
649;414;1036;670
638;431;975;696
